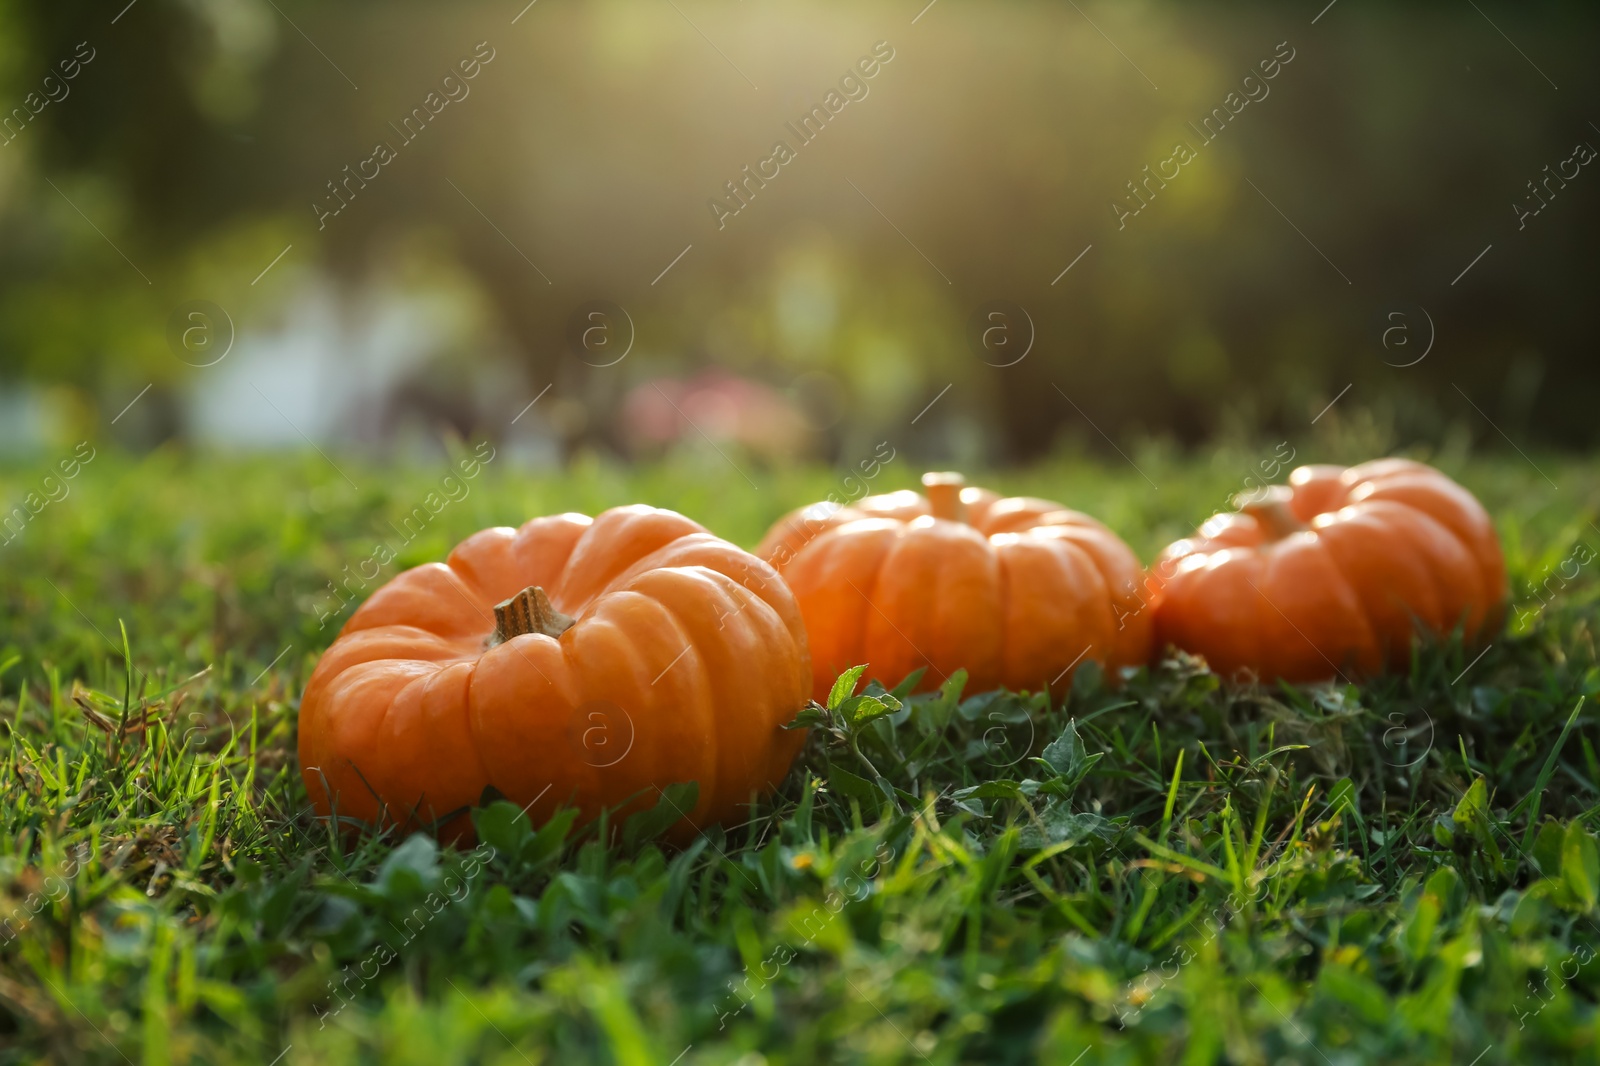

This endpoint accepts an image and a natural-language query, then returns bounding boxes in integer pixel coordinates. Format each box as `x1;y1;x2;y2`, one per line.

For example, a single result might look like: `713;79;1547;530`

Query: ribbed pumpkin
299;506;810;841
1151;459;1507;683
755;472;1152;701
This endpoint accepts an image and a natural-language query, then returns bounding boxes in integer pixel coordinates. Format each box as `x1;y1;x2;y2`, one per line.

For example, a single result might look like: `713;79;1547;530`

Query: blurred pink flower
620;371;811;461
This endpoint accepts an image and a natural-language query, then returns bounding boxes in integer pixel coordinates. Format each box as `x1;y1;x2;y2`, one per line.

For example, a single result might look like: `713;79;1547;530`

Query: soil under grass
2;445;1598;1064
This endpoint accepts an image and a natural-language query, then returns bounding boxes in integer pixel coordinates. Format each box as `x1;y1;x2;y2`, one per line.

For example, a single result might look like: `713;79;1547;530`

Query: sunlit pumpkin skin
755;472;1152;701
299;506;810;842
1150;459;1507;683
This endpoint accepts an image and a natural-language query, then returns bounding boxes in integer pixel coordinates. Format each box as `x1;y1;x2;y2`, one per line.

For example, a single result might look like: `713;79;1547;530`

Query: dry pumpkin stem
1233;485;1308;540
491;585;575;645
921;471;968;523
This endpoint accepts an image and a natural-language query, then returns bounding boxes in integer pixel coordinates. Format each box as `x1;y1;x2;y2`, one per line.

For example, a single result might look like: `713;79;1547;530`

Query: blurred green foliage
0;0;1596;459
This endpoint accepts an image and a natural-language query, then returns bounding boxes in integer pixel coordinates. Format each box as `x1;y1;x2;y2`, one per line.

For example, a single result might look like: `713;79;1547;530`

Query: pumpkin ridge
857;522;938;691
1413;485;1499;624
1339;496;1464;637
909;520;1002;691
1028;525;1147;667
1295;526;1383;675
442;526;520;604
796;521;899;694
636;560;801;816
1055;535;1120;674
377;664;490;834
673;572;773;820
446;513;593;614
483;596;637;820
434;659;492;826
599;533;736;599
1247;550;1282;684
583;529;705;604
614;564;802;821
992;530;1011;684
307;658;438;827
1357;471;1504;599
998;534;1107;690
853;529;902;690
1393;499;1489;640
1312;506;1435;666
554;507;707;609
623;589;709;822
461;651;527;815
341;563;488;640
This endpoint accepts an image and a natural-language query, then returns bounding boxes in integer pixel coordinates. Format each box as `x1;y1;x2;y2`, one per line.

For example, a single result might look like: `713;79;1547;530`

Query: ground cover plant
2;442;1598;1064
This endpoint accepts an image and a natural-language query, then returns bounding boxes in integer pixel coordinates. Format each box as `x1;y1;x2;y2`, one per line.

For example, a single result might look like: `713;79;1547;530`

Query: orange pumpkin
755;472;1152;702
299;506;810;841
1150;459;1507;683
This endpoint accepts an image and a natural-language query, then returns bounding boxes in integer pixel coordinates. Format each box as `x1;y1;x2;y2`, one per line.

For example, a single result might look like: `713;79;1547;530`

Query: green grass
3;442;1600;1065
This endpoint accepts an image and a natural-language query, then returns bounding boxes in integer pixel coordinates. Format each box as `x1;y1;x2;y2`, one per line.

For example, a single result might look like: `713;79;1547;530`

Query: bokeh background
0;0;1596;467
